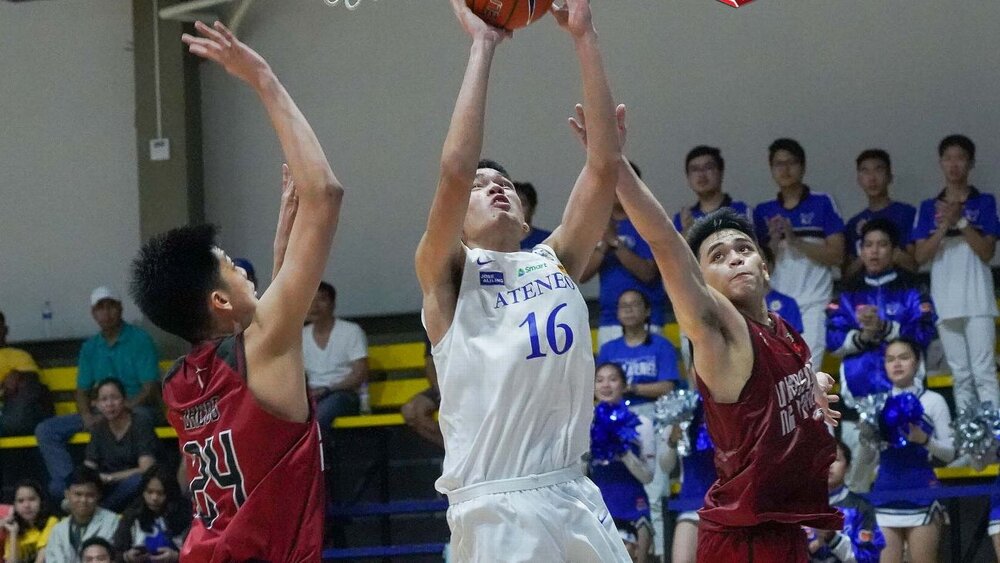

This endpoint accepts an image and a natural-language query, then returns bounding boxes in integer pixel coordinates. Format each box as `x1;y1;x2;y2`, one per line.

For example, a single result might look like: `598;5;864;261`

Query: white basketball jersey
429;244;595;494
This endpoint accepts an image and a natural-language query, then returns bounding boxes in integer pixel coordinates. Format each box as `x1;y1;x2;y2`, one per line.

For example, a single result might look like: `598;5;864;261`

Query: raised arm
544;0;621;280
415;1;508;344
183;21;343;421
613;156;753;402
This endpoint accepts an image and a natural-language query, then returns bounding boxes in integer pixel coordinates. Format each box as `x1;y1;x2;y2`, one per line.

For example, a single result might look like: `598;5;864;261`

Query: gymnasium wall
0;1;140;341
2;0;999;340
202;0;1000;317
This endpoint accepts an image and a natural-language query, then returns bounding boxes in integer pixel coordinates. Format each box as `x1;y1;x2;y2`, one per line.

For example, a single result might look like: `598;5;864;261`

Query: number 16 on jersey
519;303;575;360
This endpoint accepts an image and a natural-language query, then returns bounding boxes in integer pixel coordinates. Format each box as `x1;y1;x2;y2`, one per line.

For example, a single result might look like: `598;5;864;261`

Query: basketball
466;0;553;31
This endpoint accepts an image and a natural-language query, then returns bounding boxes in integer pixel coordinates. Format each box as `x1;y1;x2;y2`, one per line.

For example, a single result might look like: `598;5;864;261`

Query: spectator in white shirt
303;282;369;443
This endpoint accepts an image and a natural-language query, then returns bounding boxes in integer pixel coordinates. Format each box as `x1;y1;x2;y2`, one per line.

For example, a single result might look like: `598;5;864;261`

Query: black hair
95;377;127;399
595;362;627;384
768;138;806;167
627;159;642;179
114;465;190;549
0;310;5;324
513;181;538;210
11;479;53;532
79;536;116;560
685;145;725;173
686;207;760;257
477;158;510;179
886;336;923;361
68;465;103;495
130;224;224;343
855;149;892;174
938;134;975;160
317;281;336;304
617;289;652;337
860;217;900;248
835;438;852;466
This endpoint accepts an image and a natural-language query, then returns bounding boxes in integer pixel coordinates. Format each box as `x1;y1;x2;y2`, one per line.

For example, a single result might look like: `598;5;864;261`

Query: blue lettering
506;289;521;304
494;293;508;309
552;273;569;289
522;283;537;301
534;277;552;292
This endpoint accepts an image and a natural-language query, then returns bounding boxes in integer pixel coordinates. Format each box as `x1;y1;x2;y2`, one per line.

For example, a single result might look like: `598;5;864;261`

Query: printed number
183;429;247;528
518;303;575;360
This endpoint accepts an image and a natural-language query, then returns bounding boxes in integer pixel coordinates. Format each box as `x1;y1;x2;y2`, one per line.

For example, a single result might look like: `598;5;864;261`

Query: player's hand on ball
450;0;512;44
182;21;272;86
551;0;595;38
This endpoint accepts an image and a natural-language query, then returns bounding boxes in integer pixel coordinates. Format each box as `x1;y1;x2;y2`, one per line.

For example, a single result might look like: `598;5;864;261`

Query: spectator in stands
400;340;443;449
673;146;750;237
35;287;160;501
868;338;953;563
589;363;655;563
2;480;58;563
513;181;553;250
78;537;116;563
581;162;667;347
43;467;119;562
913;134;999;410
83;378;159;512
843;150;917;277
303;282;369;440
827;219;937;492
0;310;40;387
1;370;54;438
661;399;716;563
113;466;189;563
597;297;678;561
805;439;885;562
761;245;804;334
753;138;845;369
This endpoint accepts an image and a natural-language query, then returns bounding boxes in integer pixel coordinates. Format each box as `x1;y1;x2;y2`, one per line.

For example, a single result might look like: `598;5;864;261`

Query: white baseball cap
90;286;121;307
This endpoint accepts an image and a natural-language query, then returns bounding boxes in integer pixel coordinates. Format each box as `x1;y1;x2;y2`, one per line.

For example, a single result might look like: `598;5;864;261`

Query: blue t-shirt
520;226;553;250
766;289;803;334
911;186;1000;241
77;322;160;398
671;195;750;232
596;333;680;405
597;219;667;326
844;201;917;256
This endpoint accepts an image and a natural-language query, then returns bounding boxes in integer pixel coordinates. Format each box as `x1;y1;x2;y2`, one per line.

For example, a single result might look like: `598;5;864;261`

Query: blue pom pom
881;392;932;448
590;401;642;464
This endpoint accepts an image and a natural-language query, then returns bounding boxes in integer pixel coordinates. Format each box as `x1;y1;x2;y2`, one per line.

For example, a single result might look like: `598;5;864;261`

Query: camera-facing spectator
673;146;750;237
83;378;159;512
913;134;999;410
827;220;937;491
2;479;59;563
44;467;119;562
753;138;845;369
843;150;917;277
36;287;161;501
79;537;117;563
113;465;190;563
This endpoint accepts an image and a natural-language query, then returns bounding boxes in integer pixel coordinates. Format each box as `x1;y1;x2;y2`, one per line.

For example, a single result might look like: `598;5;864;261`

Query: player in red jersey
129;21;344;562
570;106;842;561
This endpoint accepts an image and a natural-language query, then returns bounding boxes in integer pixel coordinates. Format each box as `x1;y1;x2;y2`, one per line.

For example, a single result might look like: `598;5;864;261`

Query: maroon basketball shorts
698;522;808;563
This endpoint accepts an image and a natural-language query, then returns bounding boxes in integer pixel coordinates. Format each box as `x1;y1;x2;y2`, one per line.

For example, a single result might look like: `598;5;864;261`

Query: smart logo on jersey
517;263;546;277
480;271;505;286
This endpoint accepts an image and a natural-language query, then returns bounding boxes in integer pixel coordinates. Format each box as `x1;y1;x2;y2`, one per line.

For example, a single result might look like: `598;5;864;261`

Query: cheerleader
590;363;656;563
869;338;954;563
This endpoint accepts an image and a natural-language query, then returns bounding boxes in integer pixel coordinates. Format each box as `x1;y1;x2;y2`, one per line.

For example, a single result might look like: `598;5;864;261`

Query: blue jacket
808;487;885;562
825;269;936;399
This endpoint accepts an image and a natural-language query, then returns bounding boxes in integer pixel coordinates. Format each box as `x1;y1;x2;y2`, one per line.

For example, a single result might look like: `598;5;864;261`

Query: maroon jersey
164;334;325;562
695;312;842;532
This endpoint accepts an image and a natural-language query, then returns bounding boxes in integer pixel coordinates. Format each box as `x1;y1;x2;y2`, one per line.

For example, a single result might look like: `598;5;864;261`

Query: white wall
201;0;999;318
0;1;138;341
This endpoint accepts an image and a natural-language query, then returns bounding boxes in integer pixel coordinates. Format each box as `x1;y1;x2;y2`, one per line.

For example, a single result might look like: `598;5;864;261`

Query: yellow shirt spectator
4;515;58;562
0;347;39;387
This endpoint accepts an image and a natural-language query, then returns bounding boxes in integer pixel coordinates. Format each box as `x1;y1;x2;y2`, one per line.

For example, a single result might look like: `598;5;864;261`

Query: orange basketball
466;0;553;31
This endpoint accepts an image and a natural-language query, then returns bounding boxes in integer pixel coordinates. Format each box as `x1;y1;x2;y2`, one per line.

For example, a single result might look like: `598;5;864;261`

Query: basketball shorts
698;522;809;563
445;466;631;562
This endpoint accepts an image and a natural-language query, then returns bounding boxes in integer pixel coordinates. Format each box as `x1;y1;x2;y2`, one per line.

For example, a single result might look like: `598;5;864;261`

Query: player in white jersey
415;1;629;561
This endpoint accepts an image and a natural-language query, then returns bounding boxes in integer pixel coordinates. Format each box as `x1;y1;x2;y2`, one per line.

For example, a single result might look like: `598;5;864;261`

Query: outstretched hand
449;0;511;44
551;0;595;38
568;103;626;149
812;371;841;428
182;21;271;86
